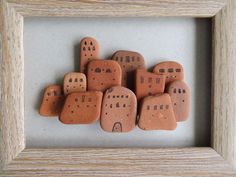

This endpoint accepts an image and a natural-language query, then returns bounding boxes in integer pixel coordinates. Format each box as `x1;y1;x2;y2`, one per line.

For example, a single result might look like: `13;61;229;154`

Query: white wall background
24;17;211;148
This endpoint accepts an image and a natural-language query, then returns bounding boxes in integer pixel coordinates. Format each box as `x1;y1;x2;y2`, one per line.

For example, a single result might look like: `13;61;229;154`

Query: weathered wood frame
0;0;235;176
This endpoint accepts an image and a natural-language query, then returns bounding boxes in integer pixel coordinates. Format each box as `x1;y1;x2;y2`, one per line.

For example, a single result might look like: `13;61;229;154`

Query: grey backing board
24;17;211;148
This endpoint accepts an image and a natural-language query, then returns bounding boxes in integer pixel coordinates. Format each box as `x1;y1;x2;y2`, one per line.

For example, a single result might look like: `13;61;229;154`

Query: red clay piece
39;85;65;117
100;86;137;132
80;37;99;73
135;69;165;101
87;60;122;92
112;50;145;89
166;80;190;122
63;72;86;96
59;91;103;124
153;61;184;84
138;93;177;130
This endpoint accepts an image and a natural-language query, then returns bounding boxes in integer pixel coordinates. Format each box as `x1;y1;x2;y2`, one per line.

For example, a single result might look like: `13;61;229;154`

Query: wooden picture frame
0;0;236;176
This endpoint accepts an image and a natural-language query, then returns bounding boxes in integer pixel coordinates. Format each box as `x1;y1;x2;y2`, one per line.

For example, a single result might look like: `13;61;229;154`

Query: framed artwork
0;0;235;176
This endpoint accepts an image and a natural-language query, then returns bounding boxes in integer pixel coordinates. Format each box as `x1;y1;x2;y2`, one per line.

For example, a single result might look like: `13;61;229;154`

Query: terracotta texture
80;37;99;73
112;50;146;89
135;69;165;101
138;93;177;130
166;80;190;122
39;85;65;117
63;72;86;95
100;86;137;132
59;91;103;124
87;60;122;92
153;61;184;84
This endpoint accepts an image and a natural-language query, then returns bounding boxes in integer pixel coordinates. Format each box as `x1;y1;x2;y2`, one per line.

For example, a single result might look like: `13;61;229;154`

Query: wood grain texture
212;0;236;169
6;0;226;17
0;0;25;169
0;148;235;176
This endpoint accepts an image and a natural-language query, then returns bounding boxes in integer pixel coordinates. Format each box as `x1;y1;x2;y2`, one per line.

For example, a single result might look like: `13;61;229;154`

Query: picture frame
0;0;236;176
